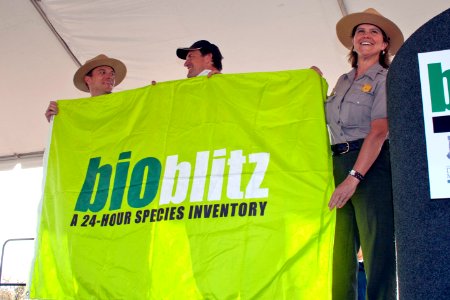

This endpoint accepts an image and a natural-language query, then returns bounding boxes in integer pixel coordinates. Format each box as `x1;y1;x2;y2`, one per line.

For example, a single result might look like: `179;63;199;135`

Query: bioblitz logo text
428;62;450;133
418;49;450;199
75;148;270;212
428;63;450;112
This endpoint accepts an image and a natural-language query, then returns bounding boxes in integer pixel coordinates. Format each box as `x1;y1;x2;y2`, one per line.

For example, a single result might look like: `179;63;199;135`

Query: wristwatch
349;169;364;181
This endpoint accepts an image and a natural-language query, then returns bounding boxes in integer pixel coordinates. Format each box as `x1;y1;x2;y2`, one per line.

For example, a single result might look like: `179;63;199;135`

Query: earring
382;50;386;55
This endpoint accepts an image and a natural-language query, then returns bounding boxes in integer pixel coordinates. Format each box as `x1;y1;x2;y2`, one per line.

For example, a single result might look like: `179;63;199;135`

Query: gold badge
361;84;372;93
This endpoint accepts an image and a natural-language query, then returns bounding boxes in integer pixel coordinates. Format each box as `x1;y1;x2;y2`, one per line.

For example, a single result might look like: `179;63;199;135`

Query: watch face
349;169;363;181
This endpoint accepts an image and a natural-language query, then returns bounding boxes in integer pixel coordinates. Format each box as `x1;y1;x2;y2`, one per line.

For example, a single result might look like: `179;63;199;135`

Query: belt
331;139;364;156
331;139;390;156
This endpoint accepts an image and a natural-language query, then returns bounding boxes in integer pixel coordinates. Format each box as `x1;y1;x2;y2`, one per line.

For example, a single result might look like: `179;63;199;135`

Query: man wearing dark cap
176;40;223;78
45;54;127;122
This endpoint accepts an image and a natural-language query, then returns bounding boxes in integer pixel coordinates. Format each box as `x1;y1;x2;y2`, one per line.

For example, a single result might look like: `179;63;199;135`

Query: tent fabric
1;0;449;168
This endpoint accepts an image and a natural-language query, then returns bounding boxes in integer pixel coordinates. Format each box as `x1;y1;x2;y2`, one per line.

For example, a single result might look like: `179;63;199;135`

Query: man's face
84;65;116;96
184;50;212;78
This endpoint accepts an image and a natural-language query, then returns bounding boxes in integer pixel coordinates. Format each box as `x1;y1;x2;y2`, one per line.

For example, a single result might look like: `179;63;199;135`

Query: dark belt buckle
340;142;350;155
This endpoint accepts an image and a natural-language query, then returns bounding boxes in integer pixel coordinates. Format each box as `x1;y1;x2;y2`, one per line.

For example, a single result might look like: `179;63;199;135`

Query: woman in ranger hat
324;8;404;300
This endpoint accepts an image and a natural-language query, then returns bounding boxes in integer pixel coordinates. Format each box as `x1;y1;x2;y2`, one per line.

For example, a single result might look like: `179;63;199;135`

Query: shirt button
337;106;340;109
337;120;340;124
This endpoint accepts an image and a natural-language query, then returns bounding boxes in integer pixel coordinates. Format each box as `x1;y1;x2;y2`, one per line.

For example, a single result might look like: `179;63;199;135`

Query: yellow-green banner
30;70;335;299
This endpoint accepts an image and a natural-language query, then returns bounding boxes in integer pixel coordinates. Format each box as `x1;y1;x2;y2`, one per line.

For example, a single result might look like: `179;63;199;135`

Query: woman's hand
328;175;360;209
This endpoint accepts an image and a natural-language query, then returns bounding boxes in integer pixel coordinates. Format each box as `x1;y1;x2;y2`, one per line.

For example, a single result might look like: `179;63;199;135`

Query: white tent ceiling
1;0;448;170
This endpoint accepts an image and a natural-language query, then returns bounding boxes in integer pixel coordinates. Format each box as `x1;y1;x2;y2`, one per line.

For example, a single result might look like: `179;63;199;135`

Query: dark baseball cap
177;40;217;58
176;40;223;71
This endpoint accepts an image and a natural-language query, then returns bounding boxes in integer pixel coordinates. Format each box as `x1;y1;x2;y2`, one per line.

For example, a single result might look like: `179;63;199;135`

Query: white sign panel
418;49;450;199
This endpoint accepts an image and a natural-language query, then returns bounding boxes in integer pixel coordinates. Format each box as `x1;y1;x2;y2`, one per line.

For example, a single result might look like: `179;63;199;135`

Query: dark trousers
331;144;397;300
358;262;367;300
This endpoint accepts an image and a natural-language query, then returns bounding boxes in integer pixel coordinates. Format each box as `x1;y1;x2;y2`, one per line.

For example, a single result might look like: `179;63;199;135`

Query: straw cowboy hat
73;54;127;92
336;8;404;55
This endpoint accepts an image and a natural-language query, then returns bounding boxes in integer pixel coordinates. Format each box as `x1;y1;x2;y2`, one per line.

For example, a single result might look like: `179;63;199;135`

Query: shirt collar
197;69;212;77
345;63;386;81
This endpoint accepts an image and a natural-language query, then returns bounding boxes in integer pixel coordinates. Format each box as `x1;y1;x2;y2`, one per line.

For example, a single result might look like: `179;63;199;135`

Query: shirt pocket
340;91;374;127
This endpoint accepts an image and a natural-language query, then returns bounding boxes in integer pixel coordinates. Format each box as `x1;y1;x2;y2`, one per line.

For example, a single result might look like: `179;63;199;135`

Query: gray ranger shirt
325;63;388;145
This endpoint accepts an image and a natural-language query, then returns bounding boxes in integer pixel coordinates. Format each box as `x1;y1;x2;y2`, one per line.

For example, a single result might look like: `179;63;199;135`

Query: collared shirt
325;63;388;145
197;69;212;77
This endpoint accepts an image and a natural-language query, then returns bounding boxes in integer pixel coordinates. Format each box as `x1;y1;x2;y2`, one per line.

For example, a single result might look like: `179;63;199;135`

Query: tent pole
337;0;348;16
29;0;81;67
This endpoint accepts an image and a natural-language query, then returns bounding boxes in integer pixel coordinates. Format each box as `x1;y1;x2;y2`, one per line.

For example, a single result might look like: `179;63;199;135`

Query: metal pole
0;238;34;286
29;0;81;67
0;151;44;162
337;0;348;16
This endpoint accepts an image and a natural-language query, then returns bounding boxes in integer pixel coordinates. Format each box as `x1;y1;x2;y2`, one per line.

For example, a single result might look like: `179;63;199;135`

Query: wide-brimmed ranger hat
73;54;127;92
336;8;404;55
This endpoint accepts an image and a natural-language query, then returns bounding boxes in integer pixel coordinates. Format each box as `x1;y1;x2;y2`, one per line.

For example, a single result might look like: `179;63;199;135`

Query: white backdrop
1;0;449;169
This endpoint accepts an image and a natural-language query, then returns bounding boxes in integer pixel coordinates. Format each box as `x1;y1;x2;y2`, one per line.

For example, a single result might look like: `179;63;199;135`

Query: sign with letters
30;70;335;299
418;49;450;199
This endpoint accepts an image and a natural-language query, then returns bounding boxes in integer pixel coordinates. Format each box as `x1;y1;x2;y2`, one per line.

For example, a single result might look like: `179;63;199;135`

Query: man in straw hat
321;8;404;300
176;40;223;78
45;54;127;122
